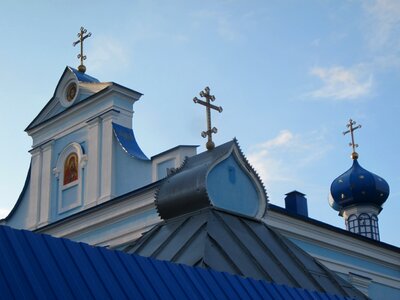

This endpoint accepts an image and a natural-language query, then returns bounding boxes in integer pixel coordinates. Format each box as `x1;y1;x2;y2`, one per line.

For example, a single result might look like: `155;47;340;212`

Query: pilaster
85;117;101;207
99;110;119;203
27;147;42;229
38;140;54;227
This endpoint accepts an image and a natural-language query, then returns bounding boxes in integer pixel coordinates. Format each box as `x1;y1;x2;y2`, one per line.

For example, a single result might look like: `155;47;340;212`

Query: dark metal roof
156;139;267;220
124;207;367;299
113;122;149;160
0;225;354;300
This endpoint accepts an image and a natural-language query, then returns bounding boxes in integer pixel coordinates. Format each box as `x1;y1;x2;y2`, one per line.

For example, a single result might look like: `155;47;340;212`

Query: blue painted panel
207;154;259;216
61;185;78;210
290;237;400;279
157;158;175;180
369;281;400;300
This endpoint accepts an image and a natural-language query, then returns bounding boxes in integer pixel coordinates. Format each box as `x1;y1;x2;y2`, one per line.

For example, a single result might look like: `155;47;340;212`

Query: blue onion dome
329;158;390;212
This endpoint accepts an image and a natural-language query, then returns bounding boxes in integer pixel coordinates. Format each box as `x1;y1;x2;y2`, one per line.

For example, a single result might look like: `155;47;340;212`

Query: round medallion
66;82;77;102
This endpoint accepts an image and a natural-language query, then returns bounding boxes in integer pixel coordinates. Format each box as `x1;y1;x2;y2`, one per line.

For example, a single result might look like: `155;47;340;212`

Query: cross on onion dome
343;119;362;160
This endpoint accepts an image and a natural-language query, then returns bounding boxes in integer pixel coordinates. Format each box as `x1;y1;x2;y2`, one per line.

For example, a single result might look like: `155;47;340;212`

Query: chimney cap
285;190;306;197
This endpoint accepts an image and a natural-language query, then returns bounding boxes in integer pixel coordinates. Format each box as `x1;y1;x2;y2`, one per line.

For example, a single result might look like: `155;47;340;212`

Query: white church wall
36;185;160;248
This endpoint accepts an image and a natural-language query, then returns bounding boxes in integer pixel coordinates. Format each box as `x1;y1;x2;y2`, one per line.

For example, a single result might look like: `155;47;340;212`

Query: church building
1;29;399;299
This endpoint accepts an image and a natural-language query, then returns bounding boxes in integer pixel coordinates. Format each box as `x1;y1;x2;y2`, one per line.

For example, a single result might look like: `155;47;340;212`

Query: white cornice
36;187;160;245
266;210;399;266
27;85;140;144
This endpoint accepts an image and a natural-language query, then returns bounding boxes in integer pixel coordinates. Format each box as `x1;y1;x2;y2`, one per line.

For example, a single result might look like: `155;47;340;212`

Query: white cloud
0;208;10;219
258;129;293;149
308;66;372;100
247;129;330;188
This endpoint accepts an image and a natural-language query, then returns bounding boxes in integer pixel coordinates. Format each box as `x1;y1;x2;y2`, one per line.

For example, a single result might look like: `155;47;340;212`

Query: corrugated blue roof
0;225;355;300
113;122;149;160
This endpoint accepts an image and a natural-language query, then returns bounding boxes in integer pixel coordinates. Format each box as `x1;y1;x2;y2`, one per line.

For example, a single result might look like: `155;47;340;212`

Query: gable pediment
25;67;109;132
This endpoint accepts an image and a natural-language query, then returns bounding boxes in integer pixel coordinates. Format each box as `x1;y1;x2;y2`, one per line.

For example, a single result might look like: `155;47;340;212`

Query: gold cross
193;87;223;150
343;119;362;159
73;27;92;73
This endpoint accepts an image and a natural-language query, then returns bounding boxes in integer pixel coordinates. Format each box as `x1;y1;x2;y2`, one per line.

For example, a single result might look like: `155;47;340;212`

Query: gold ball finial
206;140;215;151
351;152;359;160
78;65;86;73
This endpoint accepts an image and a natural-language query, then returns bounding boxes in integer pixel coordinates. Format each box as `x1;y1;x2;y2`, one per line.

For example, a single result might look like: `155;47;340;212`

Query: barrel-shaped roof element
330;159;389;212
155;139;267;220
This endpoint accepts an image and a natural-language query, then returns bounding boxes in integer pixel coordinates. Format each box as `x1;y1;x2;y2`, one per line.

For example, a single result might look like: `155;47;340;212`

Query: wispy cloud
192;10;242;41
89;36;130;73
247;129;330;188
247;130;294;184
363;0;400;51
308;65;373;100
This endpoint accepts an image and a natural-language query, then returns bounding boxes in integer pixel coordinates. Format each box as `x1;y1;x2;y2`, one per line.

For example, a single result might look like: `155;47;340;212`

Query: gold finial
73;27;92;73
193;87;223;150
343;119;362;160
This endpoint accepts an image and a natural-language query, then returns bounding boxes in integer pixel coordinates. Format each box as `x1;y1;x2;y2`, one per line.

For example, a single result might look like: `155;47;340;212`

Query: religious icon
66;83;77;102
63;153;79;185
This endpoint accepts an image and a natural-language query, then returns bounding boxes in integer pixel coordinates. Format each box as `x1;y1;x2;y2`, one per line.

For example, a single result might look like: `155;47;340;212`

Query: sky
0;0;399;246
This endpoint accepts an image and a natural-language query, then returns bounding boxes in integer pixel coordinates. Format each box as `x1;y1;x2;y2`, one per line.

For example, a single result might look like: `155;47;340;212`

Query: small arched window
358;213;372;237
371;214;380;240
347;214;358;233
63;152;79;185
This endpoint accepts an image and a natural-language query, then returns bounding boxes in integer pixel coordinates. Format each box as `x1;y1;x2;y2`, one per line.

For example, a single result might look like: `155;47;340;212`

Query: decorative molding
348;272;372;295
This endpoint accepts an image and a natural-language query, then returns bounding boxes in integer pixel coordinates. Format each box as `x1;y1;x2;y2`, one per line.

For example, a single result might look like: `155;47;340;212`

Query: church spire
73;26;92;73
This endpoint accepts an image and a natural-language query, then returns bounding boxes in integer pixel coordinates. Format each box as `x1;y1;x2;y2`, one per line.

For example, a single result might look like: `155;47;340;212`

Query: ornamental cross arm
193;86;223;151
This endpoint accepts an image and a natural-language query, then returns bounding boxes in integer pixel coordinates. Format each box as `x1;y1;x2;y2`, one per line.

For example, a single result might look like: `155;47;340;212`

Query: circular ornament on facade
66;82;77;102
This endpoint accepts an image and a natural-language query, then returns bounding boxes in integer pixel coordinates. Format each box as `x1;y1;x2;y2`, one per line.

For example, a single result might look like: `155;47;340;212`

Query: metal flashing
151;145;199;160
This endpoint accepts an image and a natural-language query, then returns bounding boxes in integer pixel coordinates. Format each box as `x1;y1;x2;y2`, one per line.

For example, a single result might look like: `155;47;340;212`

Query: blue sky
0;1;399;246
